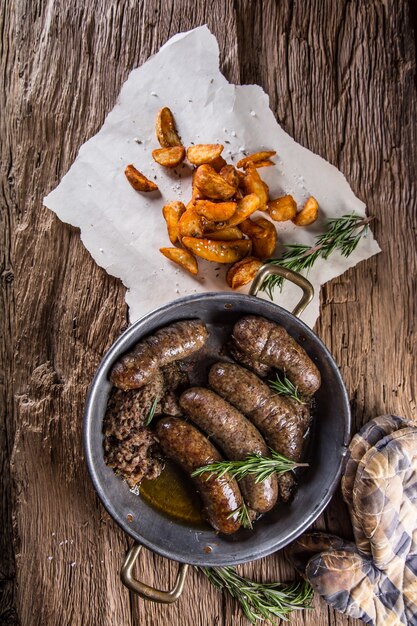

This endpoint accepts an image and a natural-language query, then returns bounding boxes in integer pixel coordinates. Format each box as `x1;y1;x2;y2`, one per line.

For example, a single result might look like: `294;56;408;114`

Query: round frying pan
84;265;351;602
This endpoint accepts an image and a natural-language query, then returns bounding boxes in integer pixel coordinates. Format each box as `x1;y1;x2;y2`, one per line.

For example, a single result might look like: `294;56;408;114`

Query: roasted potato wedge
178;208;204;239
204;226;244;240
226;193;261;227
162;201;186;244
160;247;198;275
125;164;158;192
219;165;240;190
152;146;186;168
194;200;237;222
237;151;276;169
252;160;274;168
191;170;203;201
156;107;182;148
187;144;224;166
182;237;252;263
242;164;269;210
268;195;297;222
210;156;228;172
251;217;278;259
292;196;319;226
238;218;267;239
226;256;263;289
193;164;236;200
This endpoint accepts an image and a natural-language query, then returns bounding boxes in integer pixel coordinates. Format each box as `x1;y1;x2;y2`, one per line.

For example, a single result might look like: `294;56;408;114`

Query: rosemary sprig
143;397;158;427
261;213;374;298
228;502;253;530
199;566;314;624
268;373;305;405
191;449;308;484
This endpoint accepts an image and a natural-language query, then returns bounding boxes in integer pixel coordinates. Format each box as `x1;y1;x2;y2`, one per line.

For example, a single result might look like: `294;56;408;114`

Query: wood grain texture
1;1;416;625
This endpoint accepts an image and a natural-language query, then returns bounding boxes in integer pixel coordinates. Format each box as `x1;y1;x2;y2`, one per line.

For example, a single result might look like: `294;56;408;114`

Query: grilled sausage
179;388;278;513
226;341;272;378
155;416;243;534
110;320;208;391
231;316;321;396
209;362;311;502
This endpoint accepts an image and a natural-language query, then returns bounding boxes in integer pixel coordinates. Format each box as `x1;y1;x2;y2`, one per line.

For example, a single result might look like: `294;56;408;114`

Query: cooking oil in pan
140;460;204;526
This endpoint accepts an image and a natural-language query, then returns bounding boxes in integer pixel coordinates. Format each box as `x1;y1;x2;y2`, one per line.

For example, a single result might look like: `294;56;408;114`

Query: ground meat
103;360;190;487
103;427;163;488
103;371;166;486
160;390;183;416
161;361;189;391
103;371;165;439
158;361;189;416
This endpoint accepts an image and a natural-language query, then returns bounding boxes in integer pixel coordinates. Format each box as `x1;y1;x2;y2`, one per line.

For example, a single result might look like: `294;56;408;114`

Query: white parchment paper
44;26;380;327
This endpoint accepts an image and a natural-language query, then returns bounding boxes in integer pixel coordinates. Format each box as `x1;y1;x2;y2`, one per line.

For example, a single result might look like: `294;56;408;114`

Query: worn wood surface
1;1;416;625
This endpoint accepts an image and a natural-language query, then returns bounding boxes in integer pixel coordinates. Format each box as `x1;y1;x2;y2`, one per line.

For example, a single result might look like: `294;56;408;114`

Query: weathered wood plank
1;1;416;625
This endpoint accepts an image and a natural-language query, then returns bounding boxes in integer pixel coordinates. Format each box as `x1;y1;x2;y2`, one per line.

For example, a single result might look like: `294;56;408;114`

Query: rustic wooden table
2;1;416;625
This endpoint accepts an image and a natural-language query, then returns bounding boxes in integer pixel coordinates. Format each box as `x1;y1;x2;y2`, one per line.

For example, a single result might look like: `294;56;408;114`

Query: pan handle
249;264;314;318
121;544;189;604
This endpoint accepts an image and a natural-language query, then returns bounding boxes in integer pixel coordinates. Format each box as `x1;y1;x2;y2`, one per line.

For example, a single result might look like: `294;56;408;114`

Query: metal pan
83;265;351;603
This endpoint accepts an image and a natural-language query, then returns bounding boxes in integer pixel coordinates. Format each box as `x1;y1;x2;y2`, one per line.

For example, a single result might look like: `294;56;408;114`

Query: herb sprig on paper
199;566;314;624
261;213;374;298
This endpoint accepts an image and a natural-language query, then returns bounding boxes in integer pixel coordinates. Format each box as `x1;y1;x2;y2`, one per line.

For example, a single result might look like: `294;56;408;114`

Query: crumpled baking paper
44;26;380;328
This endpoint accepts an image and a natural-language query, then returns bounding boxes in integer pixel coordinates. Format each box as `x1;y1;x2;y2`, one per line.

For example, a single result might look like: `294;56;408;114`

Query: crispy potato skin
187;144;224;166
194;200;237;222
124;164;158;192
178;208;204;239
162;201;186;244
226;194;261;227
251;160;274;168
152;146;186;167
292;196;319;226
252;217;278;259
160;247;198;275
156;107;182;147
242;164;269;210
268;195;297;222
239;217;277;259
182;237;252;263
226;257;263;289
239;218;267;239
193;164;236;200
219;165;240;190
237;151;276;169
204;226;244;240
209;156;228;172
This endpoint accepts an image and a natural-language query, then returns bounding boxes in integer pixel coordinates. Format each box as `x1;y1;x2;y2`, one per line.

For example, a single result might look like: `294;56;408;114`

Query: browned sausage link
179;388;278;514
155;417;243;534
209;362;311;502
231;316;321;396
110;320;208;391
226;341;272;378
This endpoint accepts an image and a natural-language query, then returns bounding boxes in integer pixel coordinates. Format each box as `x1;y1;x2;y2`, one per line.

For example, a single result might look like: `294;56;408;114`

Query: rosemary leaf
143;397;158;427
261;213;373;297
268;372;305;404
199;566;314;624
228;502;253;530
191;449;308;484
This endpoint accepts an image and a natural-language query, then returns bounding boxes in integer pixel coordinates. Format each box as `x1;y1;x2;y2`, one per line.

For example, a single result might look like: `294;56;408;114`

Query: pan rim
83;292;351;566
